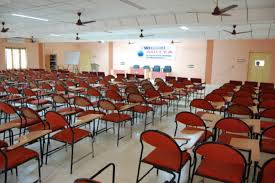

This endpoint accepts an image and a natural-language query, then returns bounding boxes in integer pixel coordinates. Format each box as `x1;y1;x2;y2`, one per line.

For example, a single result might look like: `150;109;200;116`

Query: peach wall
113;40;207;80
212;39;275;84
0;38;39;70
42;42;109;73
205;40;214;84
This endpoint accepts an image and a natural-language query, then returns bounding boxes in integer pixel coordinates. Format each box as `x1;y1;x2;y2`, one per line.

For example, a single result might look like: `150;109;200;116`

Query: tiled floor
1;85;274;183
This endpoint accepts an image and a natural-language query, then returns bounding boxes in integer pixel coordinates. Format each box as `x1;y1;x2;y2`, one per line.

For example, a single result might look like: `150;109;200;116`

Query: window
5;48;27;69
255;60;265;67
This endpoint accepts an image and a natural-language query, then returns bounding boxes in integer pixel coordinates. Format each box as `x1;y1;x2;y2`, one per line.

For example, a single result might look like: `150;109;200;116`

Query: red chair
23;88;51;107
244;81;258;87
157;84;178;110
230;80;243;86
144;88;168;120
45;111;94;174
174;112;213;143
125;86;140;95
105;90;126;109
258;99;275;110
214;118;251;144
55;84;75;99
259;93;275;102
260;126;275;154
232;96;255;107
257;158;275;183
128;93;154;131
79;81;90;89
172;82;189;107
191;142;247;183
205;93;226;113
136;130;191;183
190;99;215;117
74;96;105;117
226;104;253;118
98;100;132;146
74;163;115;183
259;108;275;130
0;146;41;183
84;87;102;103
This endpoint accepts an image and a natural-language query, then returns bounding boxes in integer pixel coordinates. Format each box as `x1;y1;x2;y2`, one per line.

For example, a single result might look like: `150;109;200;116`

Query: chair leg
177;171;181;183
117;123;120;147
144;112;148;131
37;158;41;183
70;143;74;174
4;170;7;183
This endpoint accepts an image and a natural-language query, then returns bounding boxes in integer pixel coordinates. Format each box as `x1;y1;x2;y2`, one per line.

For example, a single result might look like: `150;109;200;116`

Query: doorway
247;52;272;83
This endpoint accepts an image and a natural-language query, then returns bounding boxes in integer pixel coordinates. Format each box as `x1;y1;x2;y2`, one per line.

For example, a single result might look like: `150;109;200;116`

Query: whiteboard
64;51;80;65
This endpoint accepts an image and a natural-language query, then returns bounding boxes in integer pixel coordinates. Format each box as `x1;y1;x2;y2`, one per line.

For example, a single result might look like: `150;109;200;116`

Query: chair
257;158;275;183
258;100;275;111
214;118;252;144
177;77;188;82
125;86;140;95
152;65;161;72
230;80;243;86
0;146;41;183
260;126;275;154
116;73;125;79
232;96;255;107
190;99;215;117
136;130;191;183
45;111;94;174
259;108;275;130
165;76;176;83
55;84;75;100
74;163;115;183
23;88;51;107
128;93;154;131
74;96;104;117
163;66;172;73
244;81;258;87
191;142;247;183
133;65;140;69
143;65;151;71
226;104;253;118
98;100;132;146
205;93;226;113
105;90;126;109
174;112;213;143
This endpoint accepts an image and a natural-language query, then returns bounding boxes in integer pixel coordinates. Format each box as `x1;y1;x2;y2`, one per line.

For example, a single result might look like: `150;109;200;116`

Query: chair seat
114;102;126;109
142;148;190;172
261;121;275;130
195;111;212;117
0;147;38;170
217;133;248;145
162;95;178;100
261;139;275;154
0;140;8;148
102;113;131;123
10;118;41;128
184;127;213;142
75;179;101;183
196;159;245;183
77;110;105;117
27;98;50;105
57;107;84;115
52;128;91;144
133;105;153;113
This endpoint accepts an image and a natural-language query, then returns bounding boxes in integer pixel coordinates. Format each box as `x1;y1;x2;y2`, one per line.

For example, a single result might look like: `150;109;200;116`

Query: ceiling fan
171;40;181;44
139;29;154;38
75;12;96;26
188;0;238;16
223;25;252;35
1;22;9;33
76;33;80;40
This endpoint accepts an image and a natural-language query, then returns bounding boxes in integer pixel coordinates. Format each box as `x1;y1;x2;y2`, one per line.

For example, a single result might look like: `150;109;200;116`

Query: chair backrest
52;94;68;104
98;100;117;111
260;94;275;102
79;81;90;88
259;100;275;109
116;73;125;78
66;80;75;87
142;83;154;92
152;65;161;72
163;66;172;73
232;96;254;107
226;104;253;117
55;84;66;92
0;102;17;114
140;130;182;168
106;90;123;101
260;108;275;120
229;80;242;86
86;87;101;97
158;84;173;93
125;86;139;95
41;83;52;90
215;118;251;134
144;88;160;98
244;81;258;87
261;126;275;140
175;112;206;127
128;93;145;103
190;99;214;111
234;90;252;98
45;111;69;129
23;88;36;97
99;79;109;86
108;85;119;92
205;93;225;102
74;96;93;107
143;65;150;71
190;78;202;83
6;86;20;94
177;77;188;82
194;142;246;165
133;65;140;69
257;157;275;183
20;107;42;121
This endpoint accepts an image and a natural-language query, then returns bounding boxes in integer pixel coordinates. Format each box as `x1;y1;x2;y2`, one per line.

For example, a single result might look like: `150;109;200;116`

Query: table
242;119;261;134
201;113;223;124
74;114;104;127
118;103;139;111
0;122;21;133
177;129;204;149
230;138;260;162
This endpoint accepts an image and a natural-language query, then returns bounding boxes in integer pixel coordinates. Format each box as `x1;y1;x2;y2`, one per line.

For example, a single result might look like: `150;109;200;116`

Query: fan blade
220;5;238;13
187;11;211;14
82;20;96;24
223;30;232;34
143;34;154;37
221;13;231;16
236;31;252;34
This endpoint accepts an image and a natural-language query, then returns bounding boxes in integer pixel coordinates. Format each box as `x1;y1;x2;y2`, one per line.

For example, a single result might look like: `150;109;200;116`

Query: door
247;52;272;83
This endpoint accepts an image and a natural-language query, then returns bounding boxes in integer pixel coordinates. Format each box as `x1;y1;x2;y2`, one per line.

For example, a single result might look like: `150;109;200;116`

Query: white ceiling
0;0;275;41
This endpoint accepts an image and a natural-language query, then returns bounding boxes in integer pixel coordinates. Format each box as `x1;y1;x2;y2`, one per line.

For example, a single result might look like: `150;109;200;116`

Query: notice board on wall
64;51;80;65
136;44;176;60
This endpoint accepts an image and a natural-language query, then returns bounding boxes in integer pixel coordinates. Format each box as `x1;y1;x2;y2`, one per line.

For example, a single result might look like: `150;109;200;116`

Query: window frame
5;47;27;69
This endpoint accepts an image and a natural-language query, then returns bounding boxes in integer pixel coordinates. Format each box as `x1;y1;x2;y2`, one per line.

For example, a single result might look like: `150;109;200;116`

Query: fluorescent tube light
12;14;49;21
180;26;189;30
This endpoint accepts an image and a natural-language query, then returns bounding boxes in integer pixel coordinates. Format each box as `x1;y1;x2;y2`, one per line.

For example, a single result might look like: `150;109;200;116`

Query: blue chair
163;66;172;73
143;65;151;71
133;65;140;69
152;65;161;72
